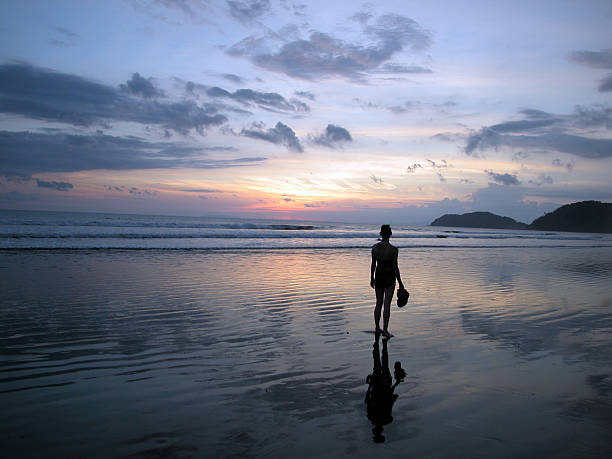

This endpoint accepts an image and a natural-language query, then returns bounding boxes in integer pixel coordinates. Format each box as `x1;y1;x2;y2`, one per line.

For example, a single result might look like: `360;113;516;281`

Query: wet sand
1;248;611;457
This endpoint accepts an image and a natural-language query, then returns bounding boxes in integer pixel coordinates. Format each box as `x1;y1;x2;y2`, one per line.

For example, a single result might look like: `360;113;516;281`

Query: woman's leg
374;287;384;332
382;285;394;337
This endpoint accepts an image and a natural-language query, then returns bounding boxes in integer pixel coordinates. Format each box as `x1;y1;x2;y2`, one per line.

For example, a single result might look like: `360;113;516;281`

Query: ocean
1;209;610;250
1;210;611;457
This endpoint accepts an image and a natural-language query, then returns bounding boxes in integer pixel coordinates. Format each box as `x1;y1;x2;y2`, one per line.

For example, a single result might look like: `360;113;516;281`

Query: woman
370;224;404;339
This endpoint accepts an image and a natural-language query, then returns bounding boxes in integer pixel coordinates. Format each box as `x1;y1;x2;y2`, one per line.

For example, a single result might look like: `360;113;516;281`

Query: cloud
1;172;32;182
464;105;612;158
571;104;612;128
227;0;270;22
129;187;158;196
0;131;266;174
520;108;554;119
388;105;408;114
182;80;253;114
512;151;530;161
0;63;227;134
568;49;612;92
568;48;612;69
228;13;431;80
485;170;521;185
350;11;373;25
466;129;612;158
180;188;221;193
370;174;383;184
373;63;432;74
353;98;380;110
128;0;213;24
551;158;575;171
35;179;74;191
427;159;447;169
0;191;37;201
221;73;244;84
386;100;421;114
281;2;306;17
597;74;612;92
48;27;80;47
294;90;315;101
205;86;309;112
240;121;303;152
309;124;352;148
431;132;463;142
428;159;449;181
517;185;612;201
528;174;553;186
488;118;560;133
405;159;447;180
120;72;164;98
3;172;75;191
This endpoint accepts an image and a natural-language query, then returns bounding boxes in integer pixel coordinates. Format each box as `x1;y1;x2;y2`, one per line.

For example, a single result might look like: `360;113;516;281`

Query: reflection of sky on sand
0;247;610;456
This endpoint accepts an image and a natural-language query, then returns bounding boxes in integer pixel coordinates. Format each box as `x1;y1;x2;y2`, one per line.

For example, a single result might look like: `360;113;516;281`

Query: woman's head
380;224;392;239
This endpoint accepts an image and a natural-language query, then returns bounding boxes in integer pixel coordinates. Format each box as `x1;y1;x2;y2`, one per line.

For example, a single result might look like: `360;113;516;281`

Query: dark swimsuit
375;259;396;288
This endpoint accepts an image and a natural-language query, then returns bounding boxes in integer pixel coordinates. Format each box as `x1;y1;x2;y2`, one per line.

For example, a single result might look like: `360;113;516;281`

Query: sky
0;0;611;225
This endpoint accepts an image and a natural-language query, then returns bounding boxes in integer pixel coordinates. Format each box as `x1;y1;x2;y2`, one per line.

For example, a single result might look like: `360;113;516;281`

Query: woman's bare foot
382;330;393;340
375;327;382;335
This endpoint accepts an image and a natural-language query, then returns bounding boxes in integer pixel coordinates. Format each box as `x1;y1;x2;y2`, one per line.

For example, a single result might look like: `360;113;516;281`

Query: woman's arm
393;248;404;289
370;248;376;288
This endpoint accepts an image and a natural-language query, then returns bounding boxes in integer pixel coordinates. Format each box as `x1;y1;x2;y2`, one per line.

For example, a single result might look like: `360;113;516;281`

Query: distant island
431;211;527;229
430;201;612;233
528;201;612;233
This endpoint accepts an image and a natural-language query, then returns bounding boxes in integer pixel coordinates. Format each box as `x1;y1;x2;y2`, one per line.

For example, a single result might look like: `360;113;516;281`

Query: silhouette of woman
371;224;404;339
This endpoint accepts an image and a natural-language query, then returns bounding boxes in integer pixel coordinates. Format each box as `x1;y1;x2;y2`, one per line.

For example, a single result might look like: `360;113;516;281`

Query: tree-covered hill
528;201;612;233
430;211;528;229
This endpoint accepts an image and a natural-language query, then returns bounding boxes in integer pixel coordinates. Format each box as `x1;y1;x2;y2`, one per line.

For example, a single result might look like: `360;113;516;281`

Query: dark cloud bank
0;64;229;134
0;63;352;172
463;105;612;158
0;131;265;176
0;63;276;175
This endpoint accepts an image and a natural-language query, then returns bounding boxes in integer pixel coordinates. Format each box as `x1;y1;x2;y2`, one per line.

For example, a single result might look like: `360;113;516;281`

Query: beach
3;0;612;455
1;228;611;457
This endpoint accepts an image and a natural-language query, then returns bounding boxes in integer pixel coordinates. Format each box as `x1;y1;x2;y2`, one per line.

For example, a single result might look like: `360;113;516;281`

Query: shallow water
1;247;611;457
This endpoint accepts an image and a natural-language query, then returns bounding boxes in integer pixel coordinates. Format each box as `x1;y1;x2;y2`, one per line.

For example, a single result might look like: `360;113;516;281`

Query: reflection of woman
364;337;405;443
370;224;404;339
